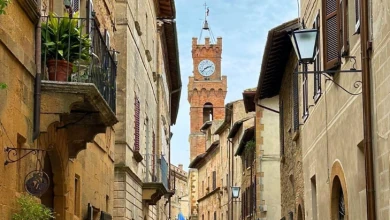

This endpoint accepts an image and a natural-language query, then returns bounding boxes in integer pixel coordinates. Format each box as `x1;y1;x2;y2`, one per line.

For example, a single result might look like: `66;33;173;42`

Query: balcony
39;15;118;158
142;156;173;205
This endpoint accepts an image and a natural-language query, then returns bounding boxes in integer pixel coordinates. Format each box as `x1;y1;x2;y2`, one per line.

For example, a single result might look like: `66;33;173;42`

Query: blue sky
170;0;298;170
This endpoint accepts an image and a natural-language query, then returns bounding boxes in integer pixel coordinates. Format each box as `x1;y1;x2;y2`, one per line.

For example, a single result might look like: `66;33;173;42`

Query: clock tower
188;36;227;161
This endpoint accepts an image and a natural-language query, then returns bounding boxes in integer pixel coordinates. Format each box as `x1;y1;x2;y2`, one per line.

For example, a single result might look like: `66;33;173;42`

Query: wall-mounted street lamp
290;28;362;95
290;29;319;64
231;186;240;199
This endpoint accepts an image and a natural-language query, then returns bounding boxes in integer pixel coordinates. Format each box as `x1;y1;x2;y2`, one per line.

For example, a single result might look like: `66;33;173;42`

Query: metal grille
326;0;337;15
326;16;338;62
73;0;79;12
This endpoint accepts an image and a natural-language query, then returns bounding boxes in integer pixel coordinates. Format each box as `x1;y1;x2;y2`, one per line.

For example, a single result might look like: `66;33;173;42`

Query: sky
170;0;298;171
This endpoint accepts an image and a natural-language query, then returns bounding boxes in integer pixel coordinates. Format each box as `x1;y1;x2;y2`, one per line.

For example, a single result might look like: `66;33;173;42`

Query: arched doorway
41;154;54;210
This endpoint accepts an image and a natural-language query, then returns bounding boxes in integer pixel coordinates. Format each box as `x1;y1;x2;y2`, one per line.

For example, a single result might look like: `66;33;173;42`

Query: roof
188;153;206;169
235;126;255;156
243;90;256;113
255;19;300;101
227;117;253;139
156;0;176;19
188;140;220;169
162;21;182;125
214;102;234;135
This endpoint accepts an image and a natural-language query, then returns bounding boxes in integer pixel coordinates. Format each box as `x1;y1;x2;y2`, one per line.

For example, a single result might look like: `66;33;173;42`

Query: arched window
331;176;346;220
203;102;213;123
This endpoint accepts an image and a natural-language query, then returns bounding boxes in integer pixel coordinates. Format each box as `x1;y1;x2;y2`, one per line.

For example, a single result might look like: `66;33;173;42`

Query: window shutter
323;0;340;70
293;70;299;131
212;171;216;190
134;96;140;151
280;100;284;156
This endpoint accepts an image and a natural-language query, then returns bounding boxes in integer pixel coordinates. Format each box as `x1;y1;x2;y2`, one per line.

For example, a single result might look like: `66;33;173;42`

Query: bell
203;20;209;30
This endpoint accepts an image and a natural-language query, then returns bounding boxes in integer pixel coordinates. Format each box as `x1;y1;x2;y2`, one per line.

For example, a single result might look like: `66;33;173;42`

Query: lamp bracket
294;70;362;96
4;147;49;166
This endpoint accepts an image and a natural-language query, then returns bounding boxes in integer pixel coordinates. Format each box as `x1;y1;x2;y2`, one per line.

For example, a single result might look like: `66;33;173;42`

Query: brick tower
187;36;227;219
188;37;227;161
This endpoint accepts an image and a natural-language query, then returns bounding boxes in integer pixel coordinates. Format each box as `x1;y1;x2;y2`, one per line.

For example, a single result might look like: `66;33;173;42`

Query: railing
41;15;116;113
160;156;169;189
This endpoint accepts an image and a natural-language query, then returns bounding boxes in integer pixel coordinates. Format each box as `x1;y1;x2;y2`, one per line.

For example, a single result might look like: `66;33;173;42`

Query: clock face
198;59;215;76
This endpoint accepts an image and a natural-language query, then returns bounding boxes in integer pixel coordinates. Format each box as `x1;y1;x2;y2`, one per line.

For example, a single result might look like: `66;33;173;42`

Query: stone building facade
170;164;189;220
114;0;181;219
255;3;380;218
0;0;118;219
243;89;281;220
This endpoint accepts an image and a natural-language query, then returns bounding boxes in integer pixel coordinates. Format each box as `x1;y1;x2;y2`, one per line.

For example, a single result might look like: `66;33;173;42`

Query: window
214;211;216;220
323;0;340;70
74;175;81;216
212;171;216;190
134;96;140;151
339;0;349;56
311;176;318;220
313;13;322;102
302;64;309;121
279;100;285;156
355;0;361;33
202;181;204;196
104;29;110;49
203;102;213;123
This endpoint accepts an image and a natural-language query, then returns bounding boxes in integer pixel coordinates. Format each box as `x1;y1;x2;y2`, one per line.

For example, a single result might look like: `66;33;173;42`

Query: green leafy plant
12;194;55;220
0;0;10;15
41;12;91;63
244;140;256;154
0;82;7;89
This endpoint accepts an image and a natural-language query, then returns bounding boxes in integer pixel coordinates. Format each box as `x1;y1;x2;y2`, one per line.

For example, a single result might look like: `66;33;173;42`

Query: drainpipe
33;0;42;140
228;138;233;220
361;0;376;218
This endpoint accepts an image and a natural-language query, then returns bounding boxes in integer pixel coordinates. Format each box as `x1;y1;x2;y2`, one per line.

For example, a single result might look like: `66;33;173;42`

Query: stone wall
372;0;390;218
0;1;39;219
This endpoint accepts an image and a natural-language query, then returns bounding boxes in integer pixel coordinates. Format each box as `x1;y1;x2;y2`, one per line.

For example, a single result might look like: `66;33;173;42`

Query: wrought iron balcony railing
144;154;169;190
41;15;116;113
160;156;169;189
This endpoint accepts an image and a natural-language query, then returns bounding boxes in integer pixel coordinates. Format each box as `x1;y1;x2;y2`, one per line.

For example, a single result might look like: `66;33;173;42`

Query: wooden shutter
212;171;216;190
293;69;299;131
134;96;140;151
279;100;284;156
323;0;340;70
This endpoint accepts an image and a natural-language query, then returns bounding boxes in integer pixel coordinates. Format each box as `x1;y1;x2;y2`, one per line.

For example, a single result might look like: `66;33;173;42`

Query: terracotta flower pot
47;60;73;82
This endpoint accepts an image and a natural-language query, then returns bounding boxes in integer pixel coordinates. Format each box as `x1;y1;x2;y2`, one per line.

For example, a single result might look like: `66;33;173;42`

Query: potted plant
42;12;91;81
